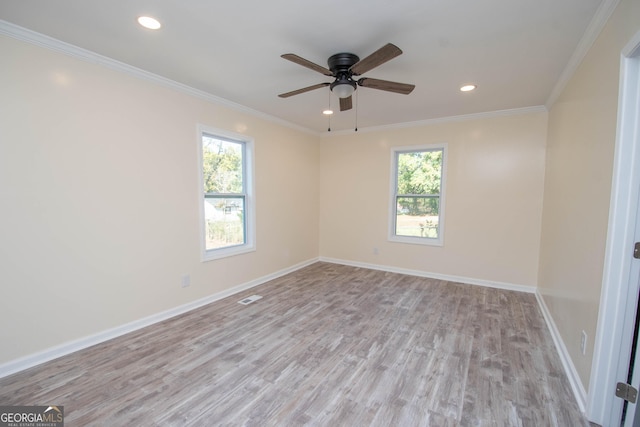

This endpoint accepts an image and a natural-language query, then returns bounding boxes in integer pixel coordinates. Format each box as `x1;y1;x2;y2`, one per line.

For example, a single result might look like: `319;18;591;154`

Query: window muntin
199;127;254;260
390;145;446;246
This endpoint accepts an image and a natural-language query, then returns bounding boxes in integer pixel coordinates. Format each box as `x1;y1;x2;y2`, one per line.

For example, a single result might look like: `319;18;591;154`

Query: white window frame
389;143;447;247
197;124;256;261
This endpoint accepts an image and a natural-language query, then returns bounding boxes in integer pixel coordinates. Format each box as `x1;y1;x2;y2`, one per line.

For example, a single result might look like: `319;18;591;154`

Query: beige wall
3;0;639;394
0;36;320;365
538;0;640;390
320;112;547;287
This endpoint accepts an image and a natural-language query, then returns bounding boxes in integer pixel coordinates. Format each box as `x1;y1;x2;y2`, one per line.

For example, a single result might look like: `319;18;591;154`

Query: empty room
1;0;640;425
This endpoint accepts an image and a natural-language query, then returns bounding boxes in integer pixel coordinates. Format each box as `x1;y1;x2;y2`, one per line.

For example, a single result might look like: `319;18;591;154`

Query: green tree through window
392;145;446;244
202;135;246;251
202;137;242;194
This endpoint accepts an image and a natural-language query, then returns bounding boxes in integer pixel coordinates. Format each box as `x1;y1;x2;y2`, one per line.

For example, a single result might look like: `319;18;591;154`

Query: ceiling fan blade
358;78;415;95
281;54;333;76
278;83;330;98
339;96;353;111
349;43;403;76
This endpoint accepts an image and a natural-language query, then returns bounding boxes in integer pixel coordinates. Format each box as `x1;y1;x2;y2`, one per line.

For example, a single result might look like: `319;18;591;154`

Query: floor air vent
238;295;262;305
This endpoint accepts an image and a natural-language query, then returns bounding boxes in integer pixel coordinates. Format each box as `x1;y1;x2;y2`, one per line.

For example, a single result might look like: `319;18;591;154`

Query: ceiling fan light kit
330;79;356;98
279;43;415;112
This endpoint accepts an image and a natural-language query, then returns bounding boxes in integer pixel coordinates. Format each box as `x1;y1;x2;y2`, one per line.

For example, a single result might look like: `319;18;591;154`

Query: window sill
202;244;256;262
388;235;443;247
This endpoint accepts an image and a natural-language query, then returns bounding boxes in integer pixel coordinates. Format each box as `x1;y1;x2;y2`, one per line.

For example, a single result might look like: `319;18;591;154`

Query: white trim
587;30;640;426
388;143;447;247
0;20;548;137
0;257;319;379
546;0;621;108
319;257;536;294
322;106;548;137
0;20;316;137
197;125;257;262
536;291;588;412
320;257;587;412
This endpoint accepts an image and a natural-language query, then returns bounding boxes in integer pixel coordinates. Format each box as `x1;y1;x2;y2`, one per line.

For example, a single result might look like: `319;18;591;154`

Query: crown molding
321;105;548;137
545;0;621;108
0;20;318;137
2;3;615;139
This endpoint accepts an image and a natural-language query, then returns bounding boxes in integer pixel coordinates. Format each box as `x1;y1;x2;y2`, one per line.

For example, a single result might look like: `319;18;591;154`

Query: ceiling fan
278;43;415;112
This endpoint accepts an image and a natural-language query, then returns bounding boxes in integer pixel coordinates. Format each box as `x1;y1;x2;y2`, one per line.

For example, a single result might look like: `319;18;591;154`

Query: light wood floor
0;262;593;426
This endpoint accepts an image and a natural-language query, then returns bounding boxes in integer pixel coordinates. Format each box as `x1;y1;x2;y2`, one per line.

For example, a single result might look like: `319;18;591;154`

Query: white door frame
588;30;640;425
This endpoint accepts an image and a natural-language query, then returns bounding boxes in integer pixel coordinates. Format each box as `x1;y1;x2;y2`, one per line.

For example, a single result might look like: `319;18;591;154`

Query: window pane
396;150;442;195
395;196;439;238
204;197;245;250
202;136;243;194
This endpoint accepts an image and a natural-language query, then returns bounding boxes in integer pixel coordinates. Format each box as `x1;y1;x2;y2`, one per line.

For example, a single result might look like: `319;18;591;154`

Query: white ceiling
0;0;609;133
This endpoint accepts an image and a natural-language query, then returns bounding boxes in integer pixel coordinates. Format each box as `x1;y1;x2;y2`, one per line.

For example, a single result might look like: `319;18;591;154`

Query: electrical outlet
181;274;191;288
580;330;587;355
373;247;379;255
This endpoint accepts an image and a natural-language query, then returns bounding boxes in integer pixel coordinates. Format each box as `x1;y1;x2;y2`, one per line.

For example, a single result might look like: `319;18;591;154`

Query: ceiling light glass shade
138;16;161;30
332;82;355;99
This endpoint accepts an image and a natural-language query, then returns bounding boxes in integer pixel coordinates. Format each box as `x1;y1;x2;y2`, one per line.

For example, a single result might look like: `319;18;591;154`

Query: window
198;126;255;261
390;144;446;246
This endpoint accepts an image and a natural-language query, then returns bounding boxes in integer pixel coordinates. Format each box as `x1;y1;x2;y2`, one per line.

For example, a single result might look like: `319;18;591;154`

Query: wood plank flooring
0;262;594;426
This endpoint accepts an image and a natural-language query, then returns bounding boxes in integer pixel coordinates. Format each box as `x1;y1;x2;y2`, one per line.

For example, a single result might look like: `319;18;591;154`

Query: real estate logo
0;406;64;427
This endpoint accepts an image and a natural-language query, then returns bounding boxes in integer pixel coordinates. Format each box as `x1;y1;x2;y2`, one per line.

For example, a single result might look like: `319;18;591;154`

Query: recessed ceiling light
460;84;477;92
323;109;334;115
138;16;161;30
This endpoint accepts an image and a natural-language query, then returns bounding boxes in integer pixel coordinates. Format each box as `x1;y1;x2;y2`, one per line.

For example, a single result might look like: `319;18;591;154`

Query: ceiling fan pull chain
328;91;332;132
355;91;358;132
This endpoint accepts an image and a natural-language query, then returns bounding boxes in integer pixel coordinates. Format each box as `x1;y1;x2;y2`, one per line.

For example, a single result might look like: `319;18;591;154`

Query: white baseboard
320;257;586;412
2;255;585;417
319;257;536;293
0;257;319;379
535;291;587;412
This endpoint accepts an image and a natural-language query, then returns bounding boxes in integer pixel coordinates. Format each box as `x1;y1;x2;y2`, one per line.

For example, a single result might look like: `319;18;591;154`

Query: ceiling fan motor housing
328;53;359;95
327;53;360;73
